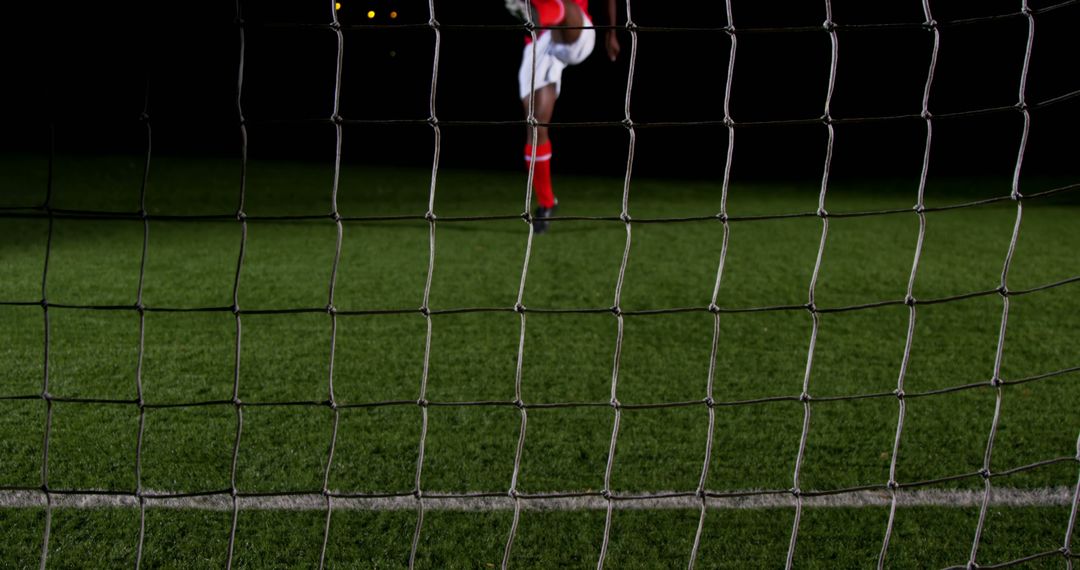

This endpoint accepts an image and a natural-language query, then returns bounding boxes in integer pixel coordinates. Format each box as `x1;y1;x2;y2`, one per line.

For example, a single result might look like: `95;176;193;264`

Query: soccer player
509;0;621;233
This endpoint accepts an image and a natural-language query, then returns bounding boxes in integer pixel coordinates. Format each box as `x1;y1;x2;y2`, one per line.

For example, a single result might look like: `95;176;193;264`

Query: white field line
0;487;1072;512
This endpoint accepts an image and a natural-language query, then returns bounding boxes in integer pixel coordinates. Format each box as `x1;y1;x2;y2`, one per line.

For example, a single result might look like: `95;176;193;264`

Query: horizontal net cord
3;181;1076;224
2;273;1076;317
0;485;1074;511
942;549;1077;570
1;363;1077;409
278;88;1080;126
245;0;1079;34
25;84;1080;130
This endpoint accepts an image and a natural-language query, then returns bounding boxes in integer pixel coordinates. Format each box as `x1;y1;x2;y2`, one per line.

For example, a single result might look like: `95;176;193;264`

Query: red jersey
523;0;592;43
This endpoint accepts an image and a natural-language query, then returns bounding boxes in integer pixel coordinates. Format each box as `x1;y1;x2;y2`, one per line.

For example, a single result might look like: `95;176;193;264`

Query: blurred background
1;0;1077;186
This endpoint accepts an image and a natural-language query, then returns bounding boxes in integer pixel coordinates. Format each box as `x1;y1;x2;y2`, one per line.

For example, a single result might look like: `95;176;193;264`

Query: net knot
331;211;342;222
230;487;239;498
610;305;622;316
428;17;440;29
704;396;715;408
419;306;430;317
1021;6;1033;16
40;299;49;309
427;116;439;128
816;207;828;218
1060;547;1073;558
331;114;343;125
232;396;242;406
236;211;247;222
138;112;150;123
922;19;937;30
238;116;247;127
231;304;241;316
723;25;735;35
326;399;338;410
424;211;437;222
620;212;632;223
822;20;836;32
894;389;905;400
920;110;933;121
610;398;621;409
322;488;332;497
326;304;337;315
805;302;817;313
716;212;729;223
514;303;526;314
621;118;634;130
979;468;991;479
707;303;720;314
329;21;341;31
913;203;926;214
723;116;735;128
508;489;519;499
997;285;1009;297
887;479;900;490
41;391;52;401
790;487;802;498
990;377;1004;388
414;489;424;499
234;17;244;27
417;398;429;408
601;489;613;500
625;21;638;32
904;294;916;307
799;392;812;403
135;302;146;314
513;399;525;409
1015;101;1029;112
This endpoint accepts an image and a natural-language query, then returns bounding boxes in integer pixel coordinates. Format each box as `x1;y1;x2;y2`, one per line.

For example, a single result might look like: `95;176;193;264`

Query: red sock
525;141;555;208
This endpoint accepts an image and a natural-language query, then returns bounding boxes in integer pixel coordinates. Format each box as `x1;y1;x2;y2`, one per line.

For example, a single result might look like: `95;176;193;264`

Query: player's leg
523;84;559;233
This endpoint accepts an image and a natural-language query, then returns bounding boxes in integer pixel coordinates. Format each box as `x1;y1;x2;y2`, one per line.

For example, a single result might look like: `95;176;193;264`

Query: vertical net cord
877;3;938;568
225;1;248;566
1065;433;1080;569
687;1;736;567
596;2;637;568
785;3;838;568
501;3;544;566
37;121;56;570
317;1;347;567
407;2;441;567
968;2;1033;566
133;76;153;570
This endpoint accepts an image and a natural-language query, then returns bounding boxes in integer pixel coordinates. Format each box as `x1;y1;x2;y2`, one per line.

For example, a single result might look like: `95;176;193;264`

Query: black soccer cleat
533;200;558;234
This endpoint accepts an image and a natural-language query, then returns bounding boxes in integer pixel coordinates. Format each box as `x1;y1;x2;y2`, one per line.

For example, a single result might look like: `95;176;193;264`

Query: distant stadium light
367;9;375;18
390;10;398;19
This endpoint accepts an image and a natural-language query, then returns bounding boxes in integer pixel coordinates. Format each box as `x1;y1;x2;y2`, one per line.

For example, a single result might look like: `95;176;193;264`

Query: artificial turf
0;154;1078;567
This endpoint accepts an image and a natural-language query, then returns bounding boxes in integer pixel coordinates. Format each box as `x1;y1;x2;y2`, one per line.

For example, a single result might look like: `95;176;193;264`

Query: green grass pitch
0;154;1078;568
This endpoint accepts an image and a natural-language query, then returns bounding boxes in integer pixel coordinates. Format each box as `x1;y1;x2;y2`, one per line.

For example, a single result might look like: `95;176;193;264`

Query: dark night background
2;0;1078;187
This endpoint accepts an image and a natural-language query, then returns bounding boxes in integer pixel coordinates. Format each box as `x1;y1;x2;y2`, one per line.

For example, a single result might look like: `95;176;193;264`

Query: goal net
0;0;1078;568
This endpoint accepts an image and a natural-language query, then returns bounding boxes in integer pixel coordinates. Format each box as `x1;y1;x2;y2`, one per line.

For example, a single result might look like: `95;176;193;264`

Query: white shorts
517;14;596;100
